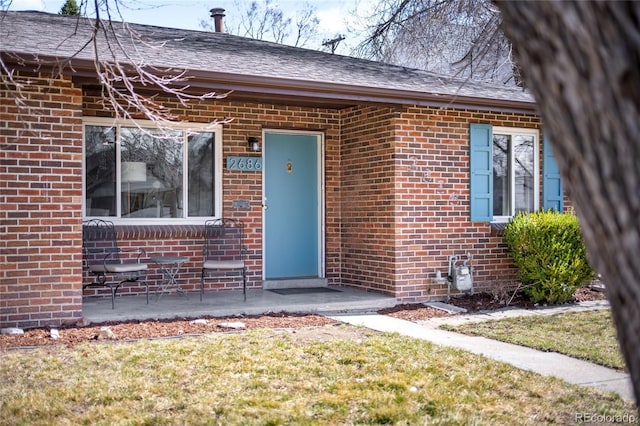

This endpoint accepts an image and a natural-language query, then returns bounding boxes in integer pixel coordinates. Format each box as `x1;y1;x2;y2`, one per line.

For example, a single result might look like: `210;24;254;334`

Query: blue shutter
542;136;563;211
469;123;493;222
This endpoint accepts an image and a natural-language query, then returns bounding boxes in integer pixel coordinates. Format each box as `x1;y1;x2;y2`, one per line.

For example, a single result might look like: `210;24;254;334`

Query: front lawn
443;309;626;370
0;325;634;424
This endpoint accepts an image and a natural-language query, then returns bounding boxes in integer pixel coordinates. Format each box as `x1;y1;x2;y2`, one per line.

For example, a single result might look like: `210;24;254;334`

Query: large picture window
83;119;222;223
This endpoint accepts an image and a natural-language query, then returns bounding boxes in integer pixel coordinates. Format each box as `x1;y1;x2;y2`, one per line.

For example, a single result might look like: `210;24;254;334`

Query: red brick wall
393;106;542;301
81;89;343;298
340;106;400;294
2;74;550;328
338;105;543;301
1;72;84;328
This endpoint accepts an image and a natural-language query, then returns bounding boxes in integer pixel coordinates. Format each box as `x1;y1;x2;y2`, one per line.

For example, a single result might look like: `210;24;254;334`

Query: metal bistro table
151;255;189;300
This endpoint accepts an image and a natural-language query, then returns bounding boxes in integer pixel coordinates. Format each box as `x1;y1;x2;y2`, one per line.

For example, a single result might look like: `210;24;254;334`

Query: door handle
262;204;268;210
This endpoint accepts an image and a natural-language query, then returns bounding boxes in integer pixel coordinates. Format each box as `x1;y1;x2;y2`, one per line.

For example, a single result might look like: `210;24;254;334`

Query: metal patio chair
82;219;149;309
201;218;247;301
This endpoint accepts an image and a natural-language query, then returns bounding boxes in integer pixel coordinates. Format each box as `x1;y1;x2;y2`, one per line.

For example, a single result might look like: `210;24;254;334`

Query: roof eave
183;70;538;114
2;52;539;114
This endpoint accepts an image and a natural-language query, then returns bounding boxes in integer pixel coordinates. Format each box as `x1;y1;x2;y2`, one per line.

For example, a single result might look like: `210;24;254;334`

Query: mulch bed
0;313;337;349
0;286;607;349
377;285;606;321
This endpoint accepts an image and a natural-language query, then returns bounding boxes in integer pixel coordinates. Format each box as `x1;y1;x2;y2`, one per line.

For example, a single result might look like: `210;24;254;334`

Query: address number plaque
226;156;262;171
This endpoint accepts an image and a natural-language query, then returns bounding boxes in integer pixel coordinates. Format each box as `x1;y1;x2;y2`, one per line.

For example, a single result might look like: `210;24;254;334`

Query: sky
7;0;373;55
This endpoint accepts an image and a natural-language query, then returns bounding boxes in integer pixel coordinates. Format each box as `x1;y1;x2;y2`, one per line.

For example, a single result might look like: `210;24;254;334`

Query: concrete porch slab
82;286;397;324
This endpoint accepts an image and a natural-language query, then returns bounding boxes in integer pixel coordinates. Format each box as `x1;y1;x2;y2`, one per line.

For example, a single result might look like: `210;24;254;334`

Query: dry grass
1;325;634;425
443;309;626;370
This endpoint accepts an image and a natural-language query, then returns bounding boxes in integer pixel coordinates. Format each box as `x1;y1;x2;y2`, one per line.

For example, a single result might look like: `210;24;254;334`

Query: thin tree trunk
495;0;640;403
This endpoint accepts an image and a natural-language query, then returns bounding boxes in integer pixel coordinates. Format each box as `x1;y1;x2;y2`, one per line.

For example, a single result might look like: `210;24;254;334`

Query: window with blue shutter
542;136;563;211
470;124;547;222
469;123;493;222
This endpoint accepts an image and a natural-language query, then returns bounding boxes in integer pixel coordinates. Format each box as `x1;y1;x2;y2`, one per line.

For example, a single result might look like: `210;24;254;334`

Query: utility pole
322;35;345;54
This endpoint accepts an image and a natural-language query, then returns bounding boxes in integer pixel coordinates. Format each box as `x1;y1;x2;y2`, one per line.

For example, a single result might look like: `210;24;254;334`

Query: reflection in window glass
85;126;116;216
120;128;183;218
493;134;509;216
188;132;215;217
84;123;218;220
492;131;537;218
514;135;534;214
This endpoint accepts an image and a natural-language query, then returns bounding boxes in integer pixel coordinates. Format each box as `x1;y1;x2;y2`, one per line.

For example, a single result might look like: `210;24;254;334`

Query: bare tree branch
293;4;320;48
200;0;320;49
357;0;518;85
1;0;233;135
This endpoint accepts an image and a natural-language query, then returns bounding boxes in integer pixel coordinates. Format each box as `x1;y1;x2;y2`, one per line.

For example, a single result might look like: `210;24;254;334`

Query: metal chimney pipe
210;8;225;33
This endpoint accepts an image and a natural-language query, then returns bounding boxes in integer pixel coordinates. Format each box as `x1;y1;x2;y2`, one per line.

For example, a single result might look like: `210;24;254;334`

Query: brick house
1;11;564;328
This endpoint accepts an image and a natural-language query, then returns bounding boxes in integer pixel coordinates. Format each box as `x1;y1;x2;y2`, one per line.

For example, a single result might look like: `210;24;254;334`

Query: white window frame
492;126;540;222
82;117;223;225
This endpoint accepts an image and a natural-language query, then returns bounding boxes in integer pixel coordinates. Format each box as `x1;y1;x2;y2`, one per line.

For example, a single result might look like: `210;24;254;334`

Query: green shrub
504;210;595;304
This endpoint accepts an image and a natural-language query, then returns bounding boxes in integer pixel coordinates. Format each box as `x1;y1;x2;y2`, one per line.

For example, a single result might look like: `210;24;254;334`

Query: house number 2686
226;156;262;171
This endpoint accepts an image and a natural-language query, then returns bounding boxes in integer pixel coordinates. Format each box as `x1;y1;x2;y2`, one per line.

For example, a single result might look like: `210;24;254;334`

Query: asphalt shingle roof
1;11;535;110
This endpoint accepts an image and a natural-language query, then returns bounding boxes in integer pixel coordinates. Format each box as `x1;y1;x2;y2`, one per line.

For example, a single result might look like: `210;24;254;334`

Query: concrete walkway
328;300;635;401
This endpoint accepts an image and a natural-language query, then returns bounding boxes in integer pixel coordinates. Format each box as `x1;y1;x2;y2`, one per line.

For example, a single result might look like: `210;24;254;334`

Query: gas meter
448;254;473;297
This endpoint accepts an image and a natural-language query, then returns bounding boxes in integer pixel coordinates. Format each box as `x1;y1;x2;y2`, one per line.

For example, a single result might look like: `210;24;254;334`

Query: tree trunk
495;1;640;403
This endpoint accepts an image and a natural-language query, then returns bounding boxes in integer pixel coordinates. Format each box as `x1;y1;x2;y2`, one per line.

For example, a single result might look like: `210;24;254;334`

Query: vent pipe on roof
210;8;225;33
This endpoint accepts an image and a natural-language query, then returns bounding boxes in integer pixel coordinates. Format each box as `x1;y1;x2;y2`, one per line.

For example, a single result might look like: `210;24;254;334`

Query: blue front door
264;132;320;279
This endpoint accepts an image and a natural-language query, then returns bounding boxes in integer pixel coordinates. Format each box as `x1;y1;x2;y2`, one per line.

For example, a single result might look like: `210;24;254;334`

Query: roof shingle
1;11;535;110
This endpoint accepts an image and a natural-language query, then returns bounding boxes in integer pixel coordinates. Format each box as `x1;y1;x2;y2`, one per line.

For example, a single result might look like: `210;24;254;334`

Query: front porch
82;286;398;324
